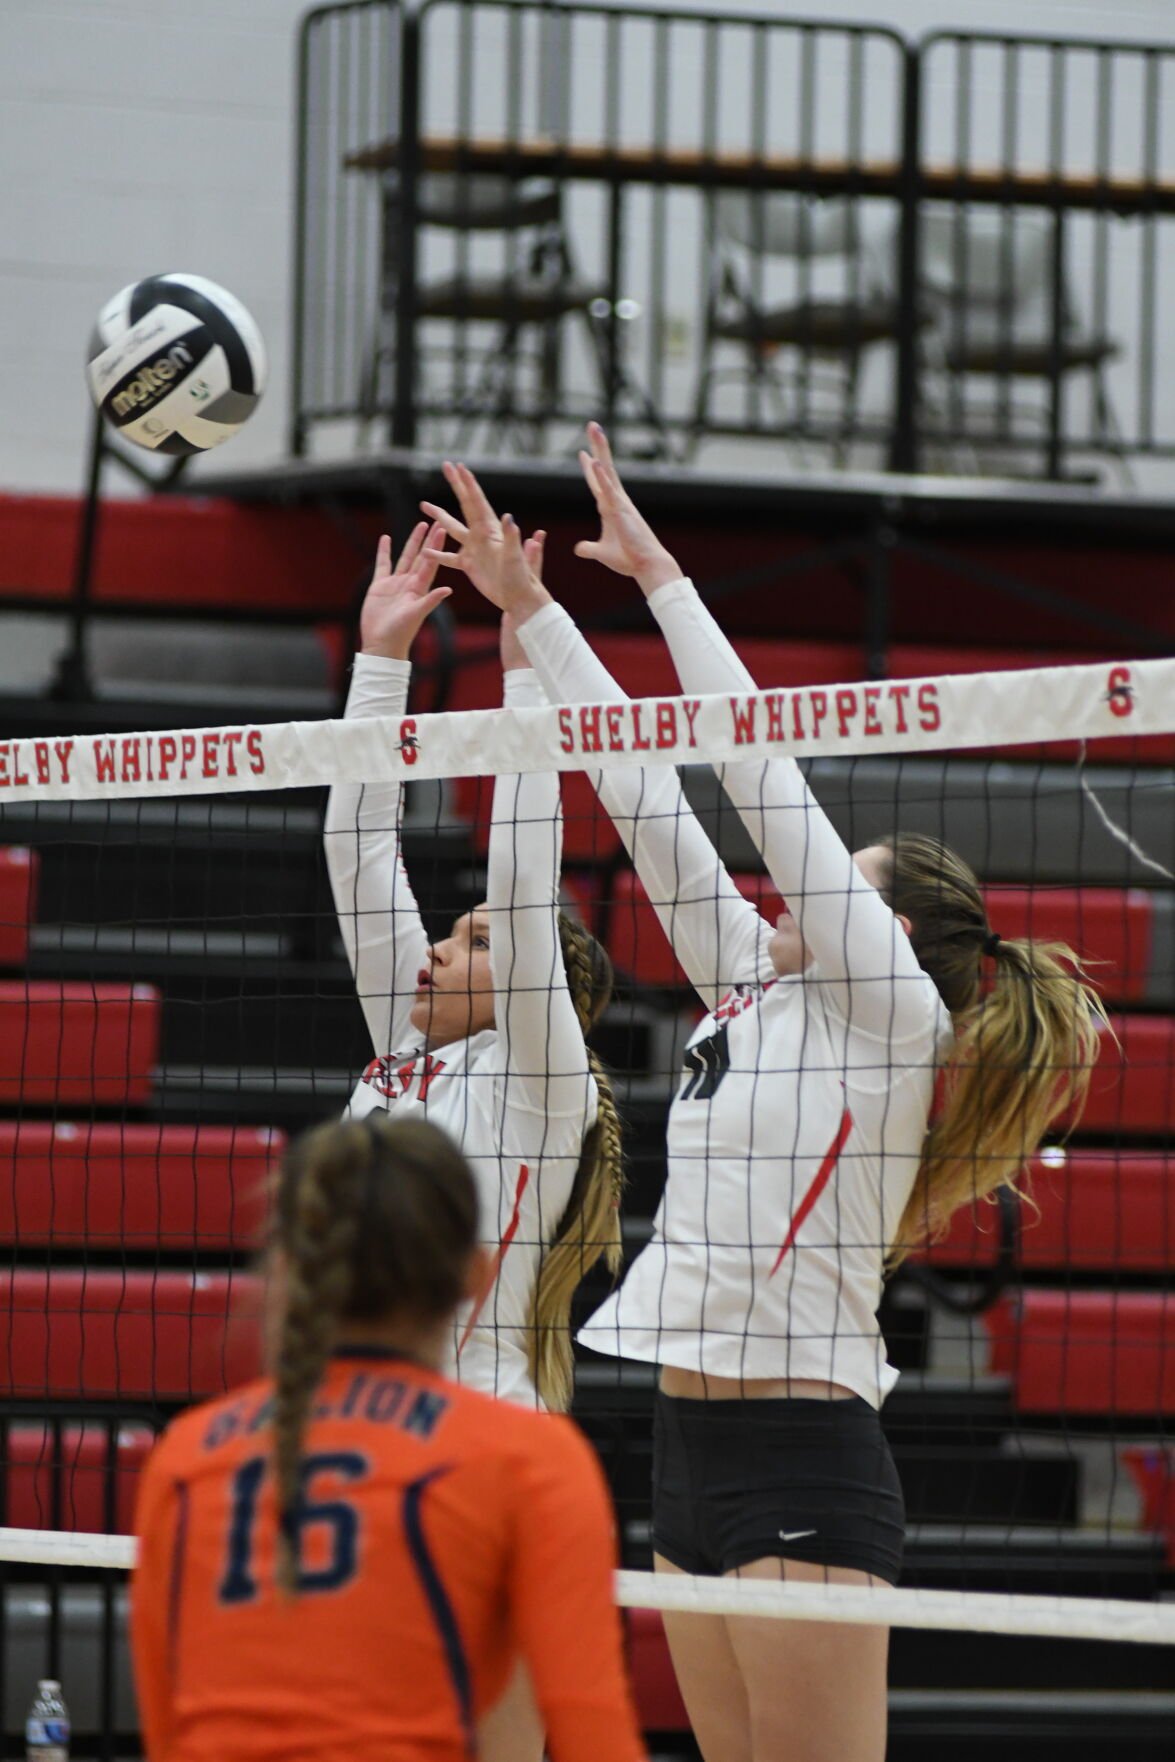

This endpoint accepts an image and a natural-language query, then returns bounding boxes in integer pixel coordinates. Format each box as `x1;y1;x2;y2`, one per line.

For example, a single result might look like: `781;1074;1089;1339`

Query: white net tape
2;1527;1173;1645
0;655;1166;800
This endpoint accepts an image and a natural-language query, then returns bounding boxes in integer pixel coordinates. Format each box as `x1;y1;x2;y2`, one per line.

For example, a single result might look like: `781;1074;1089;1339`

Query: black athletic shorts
652;1389;905;1585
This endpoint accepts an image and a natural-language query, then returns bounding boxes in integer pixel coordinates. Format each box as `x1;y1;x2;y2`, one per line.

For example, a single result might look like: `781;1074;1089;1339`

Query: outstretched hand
575;422;683;597
359;522;452;660
421;461;551;619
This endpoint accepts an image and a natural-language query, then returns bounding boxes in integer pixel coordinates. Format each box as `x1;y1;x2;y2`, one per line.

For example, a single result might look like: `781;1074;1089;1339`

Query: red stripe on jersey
768;1108;854;1278
458;1163;531;1354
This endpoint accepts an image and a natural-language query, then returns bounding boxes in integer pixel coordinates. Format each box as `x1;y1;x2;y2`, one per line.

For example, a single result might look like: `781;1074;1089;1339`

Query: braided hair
270;1115;477;1594
525;911;624;1414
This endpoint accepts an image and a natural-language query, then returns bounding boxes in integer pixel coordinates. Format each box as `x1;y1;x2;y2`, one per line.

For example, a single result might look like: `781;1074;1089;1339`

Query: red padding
0;1123;282;1251
0;491;360;616
3;1425;153;1534
610;868;785;989
0;1270;261;1400
626;1610;690;1732
982;887;1151;1006
984;1291;1175;1415
1078;1015;1175;1136
0;982;159;1106
0;848;38;966
1123;1446;1175;1568
923;1152;1175;1274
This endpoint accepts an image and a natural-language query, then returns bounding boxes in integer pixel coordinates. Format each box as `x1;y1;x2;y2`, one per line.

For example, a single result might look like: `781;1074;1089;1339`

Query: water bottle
25;1680;69;1761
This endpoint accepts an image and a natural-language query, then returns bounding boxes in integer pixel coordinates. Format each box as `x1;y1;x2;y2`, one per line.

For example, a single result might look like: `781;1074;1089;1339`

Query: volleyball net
0;648;1174;1739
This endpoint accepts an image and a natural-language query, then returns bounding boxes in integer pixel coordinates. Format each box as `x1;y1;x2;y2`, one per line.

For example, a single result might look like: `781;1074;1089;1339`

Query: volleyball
86;273;266;455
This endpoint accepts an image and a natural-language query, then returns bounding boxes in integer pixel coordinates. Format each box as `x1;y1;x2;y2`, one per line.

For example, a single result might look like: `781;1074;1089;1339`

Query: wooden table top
344;135;1175;215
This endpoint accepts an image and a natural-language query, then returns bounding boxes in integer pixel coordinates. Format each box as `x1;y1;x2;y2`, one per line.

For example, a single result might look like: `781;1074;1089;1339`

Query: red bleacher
3;1425;152;1534
0;1123;280;1251
1078;1015;1175;1136
924;1152;1174;1274
985;1291;1175;1415
0;847;38;966
0;982;160;1106
982;887;1151;1006
0;1271;261;1401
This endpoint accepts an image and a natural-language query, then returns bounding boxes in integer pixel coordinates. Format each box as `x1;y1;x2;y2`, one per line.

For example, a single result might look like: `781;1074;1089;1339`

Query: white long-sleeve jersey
520;585;953;1408
324;654;598;1408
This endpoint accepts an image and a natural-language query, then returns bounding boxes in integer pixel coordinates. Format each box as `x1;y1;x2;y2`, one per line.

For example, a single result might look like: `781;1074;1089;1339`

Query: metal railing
291;2;1175;481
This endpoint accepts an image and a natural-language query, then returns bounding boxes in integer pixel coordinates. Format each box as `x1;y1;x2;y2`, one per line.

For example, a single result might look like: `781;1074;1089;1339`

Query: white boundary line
2;1529;1172;1644
0;655;1169;800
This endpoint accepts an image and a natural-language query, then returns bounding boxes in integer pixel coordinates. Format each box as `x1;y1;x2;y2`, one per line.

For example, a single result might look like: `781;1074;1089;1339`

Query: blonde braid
525;915;625;1413
271;1121;370;1595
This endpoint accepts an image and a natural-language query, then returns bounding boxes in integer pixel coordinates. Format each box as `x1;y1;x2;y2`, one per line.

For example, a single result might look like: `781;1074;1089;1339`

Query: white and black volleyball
86;273;267;455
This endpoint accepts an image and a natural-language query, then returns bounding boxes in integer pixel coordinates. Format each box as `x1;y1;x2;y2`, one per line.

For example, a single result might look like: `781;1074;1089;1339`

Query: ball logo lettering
109;344;195;418
86;272;267;455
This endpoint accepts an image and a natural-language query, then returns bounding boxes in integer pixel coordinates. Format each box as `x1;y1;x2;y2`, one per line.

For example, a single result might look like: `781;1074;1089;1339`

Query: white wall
3;0;1174;497
0;0;306;496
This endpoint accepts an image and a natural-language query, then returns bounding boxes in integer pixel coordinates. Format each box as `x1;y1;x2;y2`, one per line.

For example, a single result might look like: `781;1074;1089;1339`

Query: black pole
1045;209;1067;481
391;3;422;449
289;9;315;457
50;407;106;703
890;42;923;474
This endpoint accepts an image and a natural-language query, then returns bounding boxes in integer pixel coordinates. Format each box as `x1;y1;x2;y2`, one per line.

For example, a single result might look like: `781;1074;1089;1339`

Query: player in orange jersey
131;1114;647;1762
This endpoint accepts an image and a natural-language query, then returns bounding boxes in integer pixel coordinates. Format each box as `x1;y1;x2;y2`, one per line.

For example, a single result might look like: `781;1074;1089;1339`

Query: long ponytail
881;835;1106;1264
526;913;624;1413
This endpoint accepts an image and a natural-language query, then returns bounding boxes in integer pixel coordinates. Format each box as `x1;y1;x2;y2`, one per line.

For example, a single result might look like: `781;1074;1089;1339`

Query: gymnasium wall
2;0;1173;499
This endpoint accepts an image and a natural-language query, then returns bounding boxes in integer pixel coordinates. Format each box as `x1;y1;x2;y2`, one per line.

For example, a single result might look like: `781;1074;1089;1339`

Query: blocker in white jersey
520;585;952;1408
323;526;620;1416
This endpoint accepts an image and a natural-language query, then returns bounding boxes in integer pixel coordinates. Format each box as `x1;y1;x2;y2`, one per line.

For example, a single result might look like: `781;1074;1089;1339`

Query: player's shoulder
464;1393;604;1484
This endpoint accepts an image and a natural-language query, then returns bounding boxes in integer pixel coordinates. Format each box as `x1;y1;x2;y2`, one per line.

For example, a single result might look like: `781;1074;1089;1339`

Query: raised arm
323;527;451;1060
580;429;933;1040
490;633;592;1116
422;468;773;1007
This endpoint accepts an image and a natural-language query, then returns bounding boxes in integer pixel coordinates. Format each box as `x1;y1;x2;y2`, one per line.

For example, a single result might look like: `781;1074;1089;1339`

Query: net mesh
1;653;1174;1746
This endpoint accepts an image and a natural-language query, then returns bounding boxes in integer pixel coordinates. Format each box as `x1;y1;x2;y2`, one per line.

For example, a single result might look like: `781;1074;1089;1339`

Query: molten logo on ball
109;344;196;418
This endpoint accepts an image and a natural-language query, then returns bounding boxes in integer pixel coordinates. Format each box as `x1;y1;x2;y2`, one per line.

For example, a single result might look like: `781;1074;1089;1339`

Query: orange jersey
132;1347;646;1762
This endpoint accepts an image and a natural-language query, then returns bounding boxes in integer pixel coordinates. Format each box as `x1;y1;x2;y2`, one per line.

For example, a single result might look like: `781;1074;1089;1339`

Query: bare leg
477;1659;545;1762
655;1553;753;1762
724;1558;890;1762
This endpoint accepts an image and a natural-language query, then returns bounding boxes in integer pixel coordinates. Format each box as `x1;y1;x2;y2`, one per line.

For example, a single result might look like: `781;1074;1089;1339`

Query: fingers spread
587;421;616;472
394;522;427;575
447;460;501;534
579;452;613;512
423;547;472;574
420;500;468;542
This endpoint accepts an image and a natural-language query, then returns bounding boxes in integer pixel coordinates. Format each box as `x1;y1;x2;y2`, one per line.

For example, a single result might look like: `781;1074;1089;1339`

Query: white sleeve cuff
502;667;546;707
345;652;412;718
645;576;697;619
